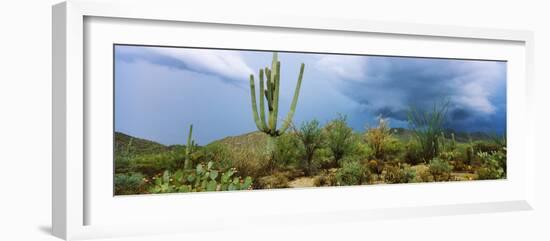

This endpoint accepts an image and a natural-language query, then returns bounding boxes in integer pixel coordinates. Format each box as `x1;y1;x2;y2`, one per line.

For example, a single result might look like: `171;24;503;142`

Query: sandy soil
288;177;316;188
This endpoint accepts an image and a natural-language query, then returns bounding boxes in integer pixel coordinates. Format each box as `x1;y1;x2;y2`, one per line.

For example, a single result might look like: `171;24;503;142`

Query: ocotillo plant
184;124;195;169
249;52;305;137
407;101;449;162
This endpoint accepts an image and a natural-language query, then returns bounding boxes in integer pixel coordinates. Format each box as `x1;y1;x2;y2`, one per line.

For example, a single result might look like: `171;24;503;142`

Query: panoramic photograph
114;44;507;195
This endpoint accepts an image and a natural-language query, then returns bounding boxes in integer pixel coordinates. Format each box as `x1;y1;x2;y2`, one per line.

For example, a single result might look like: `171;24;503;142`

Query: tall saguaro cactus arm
280;63;305;134
258;70;267;130
248;52;305;137
249;74;264;132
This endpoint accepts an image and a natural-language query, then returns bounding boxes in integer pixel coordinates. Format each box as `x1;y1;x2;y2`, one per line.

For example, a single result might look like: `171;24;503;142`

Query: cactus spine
184;124;195;169
249;52;305;137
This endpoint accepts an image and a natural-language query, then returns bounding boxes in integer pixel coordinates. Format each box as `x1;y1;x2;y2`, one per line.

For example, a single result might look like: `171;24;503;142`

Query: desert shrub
256;172;290;189
495;148;507;171
383;138;404;161
199;142;233;170
428;158;453;181
476;167;500;180
295;120;324;176
438;150;458;162
475;151;506;180
354;141;374;161
114;172;146;195
313;169;338;187
336;160;369;186
130;150;188;176
402;140;423;165
438;149;470;172
383;164;416;184
114;138;135;173
230;148;270;179
315;147;336;169
407;102;449;163
274;133;301;167
367;159;384;175
325;115;355;165
473;141;501;154
413;165;435;182
364;118;402;161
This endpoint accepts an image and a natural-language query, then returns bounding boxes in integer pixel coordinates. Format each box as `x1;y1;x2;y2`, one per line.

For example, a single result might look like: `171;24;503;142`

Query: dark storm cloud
115;45;253;86
316;55;506;132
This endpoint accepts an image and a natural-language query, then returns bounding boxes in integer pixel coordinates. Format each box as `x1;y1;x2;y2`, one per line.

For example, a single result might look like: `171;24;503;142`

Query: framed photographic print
52;0;535;240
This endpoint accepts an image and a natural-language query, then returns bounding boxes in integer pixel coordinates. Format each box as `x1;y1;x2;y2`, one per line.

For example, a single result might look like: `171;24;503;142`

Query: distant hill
209;131;269;151
115;127;498;156
115;132;168;155
390;128;495;143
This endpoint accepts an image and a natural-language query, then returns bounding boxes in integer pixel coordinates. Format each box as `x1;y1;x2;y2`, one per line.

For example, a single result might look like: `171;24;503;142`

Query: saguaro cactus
249;52;305;137
184;124;195;169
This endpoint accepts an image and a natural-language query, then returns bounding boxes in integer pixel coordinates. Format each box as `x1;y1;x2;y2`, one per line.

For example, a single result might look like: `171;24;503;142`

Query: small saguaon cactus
184;124;195;169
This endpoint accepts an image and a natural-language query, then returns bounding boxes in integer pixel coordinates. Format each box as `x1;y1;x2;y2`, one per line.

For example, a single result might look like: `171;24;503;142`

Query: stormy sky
115;45;506;145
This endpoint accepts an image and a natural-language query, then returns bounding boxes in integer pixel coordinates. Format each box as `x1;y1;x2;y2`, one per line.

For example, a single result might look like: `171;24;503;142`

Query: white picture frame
52;0;535;240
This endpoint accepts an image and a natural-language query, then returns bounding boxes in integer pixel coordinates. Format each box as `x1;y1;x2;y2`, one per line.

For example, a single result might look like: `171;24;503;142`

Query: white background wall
1;0;548;240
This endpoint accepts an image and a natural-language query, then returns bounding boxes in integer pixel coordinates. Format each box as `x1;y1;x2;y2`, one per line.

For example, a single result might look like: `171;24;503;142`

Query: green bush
130;150;187;176
473;141;501;154
382;138;404;161
295;120;324;176
428;158;453;181
315;147;336;169
325;115;355;165
413;165;435;182
114;172;146;195
114;138;136;173
383;164;416;184
364;118;401;161
402;140;423;165
336;160;369;186
354;141;374;161
200;142;233;170
274;133;301;167
475;151;506;180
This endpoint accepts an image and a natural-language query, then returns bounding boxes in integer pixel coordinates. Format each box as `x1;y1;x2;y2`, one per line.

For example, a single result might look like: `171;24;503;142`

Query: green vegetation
114;110;506;195
114;172;146;195
428;158;453;181
383;164;416;184
336;160;369;185
365;118;401;162
408;102;449;163
295;120;324;176
113;54;506;195
148;162;252;193
183;124;196;169
115;116;506;194
325;115;355;165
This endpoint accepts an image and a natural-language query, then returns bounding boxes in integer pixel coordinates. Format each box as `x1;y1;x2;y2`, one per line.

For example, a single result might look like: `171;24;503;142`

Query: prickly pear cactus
149;161;253;193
